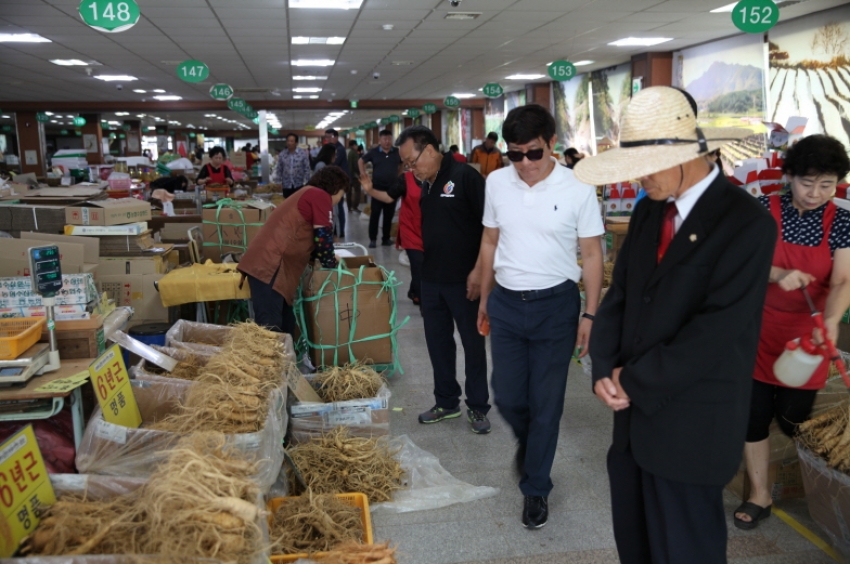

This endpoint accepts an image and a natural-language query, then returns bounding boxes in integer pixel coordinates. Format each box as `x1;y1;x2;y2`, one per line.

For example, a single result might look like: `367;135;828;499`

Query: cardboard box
201;200;273;262
0;205;70;237
97;246;176;276
229;152;247;169
65;198;152;226
100;273;167;322
301;258;394;367
0;236;98;278
39;315;106;359
798;446;850;557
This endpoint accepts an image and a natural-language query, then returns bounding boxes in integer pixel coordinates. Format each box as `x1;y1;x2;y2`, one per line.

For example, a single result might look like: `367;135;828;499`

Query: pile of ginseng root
150;321;295;434
313;363;386;402
19;433;266;563
797;401;850;473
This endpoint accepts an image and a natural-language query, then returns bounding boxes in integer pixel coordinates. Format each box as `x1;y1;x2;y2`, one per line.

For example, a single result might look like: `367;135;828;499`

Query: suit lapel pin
689;234;697;242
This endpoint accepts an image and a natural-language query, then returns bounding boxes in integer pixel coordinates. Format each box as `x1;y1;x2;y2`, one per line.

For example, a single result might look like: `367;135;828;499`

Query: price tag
34;371;90;394
36;113;49;123
209;83;234;101
548;60;577;81
227;97;247;112
422;103;437;114
483;83;503;98
0;425;56;558
78;0;140;33
73;117;86;127
176;60;210;83
89;344;141;428
732;0;779;33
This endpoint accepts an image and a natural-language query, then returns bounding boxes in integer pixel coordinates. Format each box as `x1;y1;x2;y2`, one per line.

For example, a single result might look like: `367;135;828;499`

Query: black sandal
733;501;772;530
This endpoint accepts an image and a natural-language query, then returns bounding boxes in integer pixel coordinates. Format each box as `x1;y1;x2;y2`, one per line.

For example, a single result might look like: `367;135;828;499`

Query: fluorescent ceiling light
1;116;9;119
133;89;147;93
0;33;50;43
50;59;99;66
294;87;322;93
292;36;346;45
136;114;146;118
292;59;335;67
152;89;165;93
451;93;476;99
293;95;304;99
95;75;137;81
382;24;394;31
309;95;319;99
710;2;738;11
115;112;129;116
293;75;328;80
574;60;594;66
153;95;182;101
609;37;673;47
445;12;481;20
506;73;545;80
44;112;54;116
290;0;363;9
205;114;217;117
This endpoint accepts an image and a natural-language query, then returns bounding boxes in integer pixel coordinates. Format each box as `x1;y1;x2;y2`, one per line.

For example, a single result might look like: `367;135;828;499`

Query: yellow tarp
157;261;250;307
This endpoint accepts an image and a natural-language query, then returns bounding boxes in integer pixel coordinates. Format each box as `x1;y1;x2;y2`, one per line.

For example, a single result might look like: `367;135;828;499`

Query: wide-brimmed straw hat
573;86;750;185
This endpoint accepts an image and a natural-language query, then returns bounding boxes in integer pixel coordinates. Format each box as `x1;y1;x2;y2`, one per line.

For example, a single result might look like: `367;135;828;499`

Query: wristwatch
582;313;595;321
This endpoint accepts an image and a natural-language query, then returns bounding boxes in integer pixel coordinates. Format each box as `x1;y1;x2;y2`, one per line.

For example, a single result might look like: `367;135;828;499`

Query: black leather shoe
522;495;548;529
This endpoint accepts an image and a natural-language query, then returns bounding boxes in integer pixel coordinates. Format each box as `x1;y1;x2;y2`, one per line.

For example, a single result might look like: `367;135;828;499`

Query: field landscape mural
554;72;594;156
768;4;850;150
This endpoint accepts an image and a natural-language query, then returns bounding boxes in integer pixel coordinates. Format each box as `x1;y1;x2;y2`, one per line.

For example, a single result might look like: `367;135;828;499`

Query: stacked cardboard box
201;200;273;262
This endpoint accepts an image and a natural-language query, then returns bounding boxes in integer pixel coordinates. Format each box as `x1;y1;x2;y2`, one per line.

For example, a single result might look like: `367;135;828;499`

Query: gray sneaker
418;406;461;424
467;409;491;434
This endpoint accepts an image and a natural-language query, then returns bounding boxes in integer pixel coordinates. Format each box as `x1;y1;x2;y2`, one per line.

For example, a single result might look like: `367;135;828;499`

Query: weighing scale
0;246;62;385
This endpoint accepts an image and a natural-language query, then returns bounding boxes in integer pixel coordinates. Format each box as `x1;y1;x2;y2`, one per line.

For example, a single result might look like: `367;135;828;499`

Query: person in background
194;146;204;162
238;166;347;335
347;139;362;213
359;130;403;248
450;145;467;163
275;133;312;199
196;146;234;187
563;148;583;169
243;144;256;172
576;86;775;563
734;135;850;530
325;129;350;238
471;132;504;178
478;104;604;529
313;144;336;172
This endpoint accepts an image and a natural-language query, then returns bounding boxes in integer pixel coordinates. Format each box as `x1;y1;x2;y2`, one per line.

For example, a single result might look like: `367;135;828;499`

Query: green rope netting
294;261;409;376
201;198;265;255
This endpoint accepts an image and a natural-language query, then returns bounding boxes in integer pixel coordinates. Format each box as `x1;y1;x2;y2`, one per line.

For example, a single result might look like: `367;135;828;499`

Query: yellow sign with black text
89;344;141;428
33;371;90;394
0;425;56;557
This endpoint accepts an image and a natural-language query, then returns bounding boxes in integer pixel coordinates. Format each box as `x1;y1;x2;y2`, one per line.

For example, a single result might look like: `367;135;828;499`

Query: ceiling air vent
392;61;414;66
445;12;481;20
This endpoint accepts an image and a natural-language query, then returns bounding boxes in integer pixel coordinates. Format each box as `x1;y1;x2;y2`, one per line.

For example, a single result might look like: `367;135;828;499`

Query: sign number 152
732;0;779;33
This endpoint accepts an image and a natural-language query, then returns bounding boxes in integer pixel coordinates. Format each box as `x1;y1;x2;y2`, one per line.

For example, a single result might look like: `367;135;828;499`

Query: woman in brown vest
239;166;348;334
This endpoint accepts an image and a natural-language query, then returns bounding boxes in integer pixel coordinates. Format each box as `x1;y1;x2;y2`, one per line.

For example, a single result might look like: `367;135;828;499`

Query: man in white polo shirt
478;104;605;529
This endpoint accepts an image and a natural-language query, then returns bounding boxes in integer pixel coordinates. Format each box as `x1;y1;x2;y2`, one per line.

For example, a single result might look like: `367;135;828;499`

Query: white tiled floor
341;209;838;564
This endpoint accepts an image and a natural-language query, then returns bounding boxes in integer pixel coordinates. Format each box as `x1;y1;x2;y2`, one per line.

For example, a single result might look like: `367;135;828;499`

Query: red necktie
657;201;678;264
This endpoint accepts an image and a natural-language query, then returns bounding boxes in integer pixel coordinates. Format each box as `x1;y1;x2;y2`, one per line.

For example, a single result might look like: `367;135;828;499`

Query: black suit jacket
590;173;776;486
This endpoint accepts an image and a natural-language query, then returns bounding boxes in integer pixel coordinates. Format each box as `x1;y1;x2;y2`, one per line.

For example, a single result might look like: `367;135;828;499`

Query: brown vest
238;187;321;304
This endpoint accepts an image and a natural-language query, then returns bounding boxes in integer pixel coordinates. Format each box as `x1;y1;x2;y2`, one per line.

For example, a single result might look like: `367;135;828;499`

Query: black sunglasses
506;149;545;162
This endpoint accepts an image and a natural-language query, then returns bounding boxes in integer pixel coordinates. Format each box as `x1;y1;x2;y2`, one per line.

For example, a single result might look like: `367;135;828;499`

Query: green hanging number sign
119;133;126;139
122;124;131;131
422;103;437;114
548;60;577;81
1;125;12;133
389;115;400;123
73;117;86;127
732;0;779;33
245;110;259;120
60;129;69;135
176;60;209;83
78;0;140;33
168;130;175;135
75;131;82;136
444;96;461;108
156;129;166;135
188;132;196;138
209;83;234;101
482;83;503;98
408;108;421;118
36;113;50;123
227;97;247;112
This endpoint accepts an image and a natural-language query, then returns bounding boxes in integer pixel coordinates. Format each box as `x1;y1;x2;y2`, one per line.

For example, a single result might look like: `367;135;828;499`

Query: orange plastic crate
268;492;373;563
0;318;46;360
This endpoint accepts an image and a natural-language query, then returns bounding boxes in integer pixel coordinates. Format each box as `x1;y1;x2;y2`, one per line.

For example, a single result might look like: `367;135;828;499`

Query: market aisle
342;212;834;564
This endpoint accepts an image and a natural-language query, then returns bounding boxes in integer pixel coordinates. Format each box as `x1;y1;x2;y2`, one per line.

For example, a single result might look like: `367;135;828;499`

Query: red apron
754;195;835;389
397;172;423;252
204;164;228;185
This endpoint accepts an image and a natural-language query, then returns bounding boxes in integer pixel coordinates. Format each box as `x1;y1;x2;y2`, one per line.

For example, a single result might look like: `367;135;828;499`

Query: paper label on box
93;418;127;445
324;407;372;426
81;208;91;226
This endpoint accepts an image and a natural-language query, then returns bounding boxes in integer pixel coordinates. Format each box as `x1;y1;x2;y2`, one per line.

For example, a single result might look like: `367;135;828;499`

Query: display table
0;357;95;448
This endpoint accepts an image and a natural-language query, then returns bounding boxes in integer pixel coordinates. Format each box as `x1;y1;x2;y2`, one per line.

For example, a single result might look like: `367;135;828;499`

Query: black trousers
746;379;818;441
368;198;396;242
608;445;727;564
405;249;424;300
248;274;295;336
282;186;301;199
421;280;489;413
336;198;346;237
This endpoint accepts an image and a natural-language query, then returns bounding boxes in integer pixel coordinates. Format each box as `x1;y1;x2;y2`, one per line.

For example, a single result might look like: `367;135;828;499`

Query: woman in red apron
196;146;234;187
735;135;850;529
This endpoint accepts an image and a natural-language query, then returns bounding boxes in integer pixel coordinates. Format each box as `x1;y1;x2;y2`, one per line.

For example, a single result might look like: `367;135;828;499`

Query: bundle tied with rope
295;258;409;376
201;198;273;262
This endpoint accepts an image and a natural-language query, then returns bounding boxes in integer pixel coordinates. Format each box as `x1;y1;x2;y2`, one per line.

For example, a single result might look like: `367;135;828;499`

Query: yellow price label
33;371;90;394
0;425;56;557
89;344;141;428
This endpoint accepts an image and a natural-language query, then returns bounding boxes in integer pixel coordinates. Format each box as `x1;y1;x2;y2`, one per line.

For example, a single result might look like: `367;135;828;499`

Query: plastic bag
798;445;850;557
289;385;391;443
75;375;285;492
130;346;216;380
371;434;499;513
8;557;225;564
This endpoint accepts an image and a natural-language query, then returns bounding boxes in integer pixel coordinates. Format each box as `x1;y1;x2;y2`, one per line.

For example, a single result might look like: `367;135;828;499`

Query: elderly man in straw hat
574;86;777;564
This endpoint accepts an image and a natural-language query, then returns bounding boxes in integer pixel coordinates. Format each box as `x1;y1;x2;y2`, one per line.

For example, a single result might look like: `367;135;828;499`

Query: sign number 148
87;1;133;21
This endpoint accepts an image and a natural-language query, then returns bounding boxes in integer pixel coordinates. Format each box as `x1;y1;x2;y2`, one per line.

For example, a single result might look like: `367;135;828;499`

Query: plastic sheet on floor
371;434;499;513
